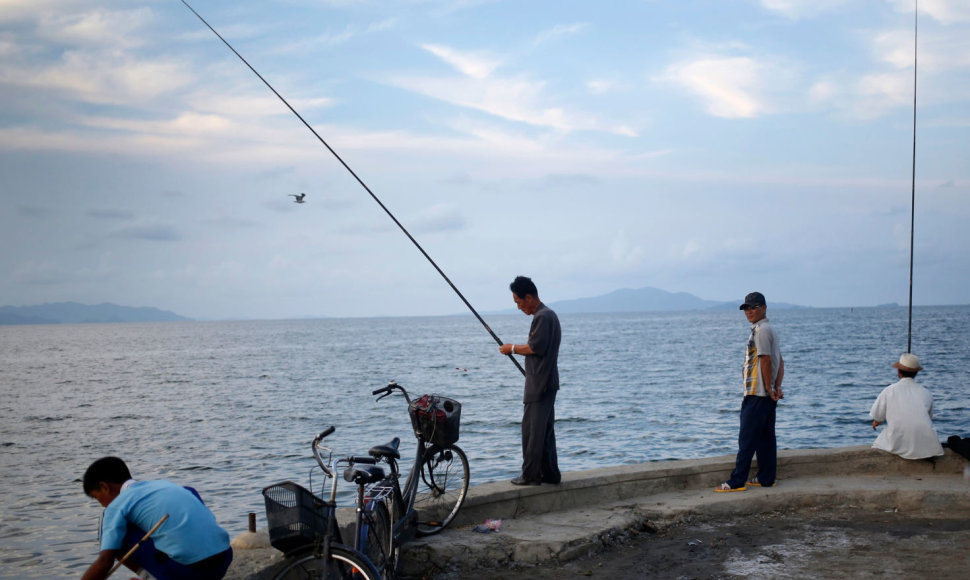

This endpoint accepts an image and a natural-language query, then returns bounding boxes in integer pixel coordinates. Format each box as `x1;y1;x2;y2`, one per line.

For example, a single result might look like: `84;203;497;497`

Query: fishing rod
179;0;525;376
107;514;169;577
907;0;918;353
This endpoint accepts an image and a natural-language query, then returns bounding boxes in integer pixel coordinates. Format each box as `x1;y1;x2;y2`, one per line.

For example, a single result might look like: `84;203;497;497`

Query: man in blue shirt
81;457;232;580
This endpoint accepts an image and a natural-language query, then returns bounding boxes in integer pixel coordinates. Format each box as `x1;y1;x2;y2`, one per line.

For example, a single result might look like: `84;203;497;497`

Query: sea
1;306;968;578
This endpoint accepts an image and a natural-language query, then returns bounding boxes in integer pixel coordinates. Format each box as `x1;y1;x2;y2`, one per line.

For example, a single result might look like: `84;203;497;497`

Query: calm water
1;306;968;578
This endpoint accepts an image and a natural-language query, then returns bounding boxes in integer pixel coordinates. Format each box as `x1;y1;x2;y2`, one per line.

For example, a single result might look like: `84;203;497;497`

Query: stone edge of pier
227;446;970;578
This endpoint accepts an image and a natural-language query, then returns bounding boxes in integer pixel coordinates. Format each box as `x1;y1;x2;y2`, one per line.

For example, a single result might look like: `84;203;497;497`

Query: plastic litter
472;518;502;533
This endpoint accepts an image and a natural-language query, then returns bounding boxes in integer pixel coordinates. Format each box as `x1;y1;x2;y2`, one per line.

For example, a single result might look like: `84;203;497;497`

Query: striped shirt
743;318;781;397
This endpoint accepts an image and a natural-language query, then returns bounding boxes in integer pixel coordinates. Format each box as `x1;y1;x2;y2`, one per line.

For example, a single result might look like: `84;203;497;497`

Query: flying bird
289;193;307;203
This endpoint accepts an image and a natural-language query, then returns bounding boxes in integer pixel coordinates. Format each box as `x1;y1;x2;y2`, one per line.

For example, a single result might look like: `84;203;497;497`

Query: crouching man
81;457;232;580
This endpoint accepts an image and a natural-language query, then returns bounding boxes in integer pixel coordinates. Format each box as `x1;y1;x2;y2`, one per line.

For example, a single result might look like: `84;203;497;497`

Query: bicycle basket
262;481;329;553
409;394;461;446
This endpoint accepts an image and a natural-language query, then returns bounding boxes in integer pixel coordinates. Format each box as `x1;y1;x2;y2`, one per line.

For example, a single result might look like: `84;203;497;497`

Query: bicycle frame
354;382;470;578
263;426;383;580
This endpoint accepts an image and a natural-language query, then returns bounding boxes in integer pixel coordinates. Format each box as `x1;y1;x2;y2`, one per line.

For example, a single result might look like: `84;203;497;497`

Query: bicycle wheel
270;543;381;580
415;443;469;535
361;500;393;577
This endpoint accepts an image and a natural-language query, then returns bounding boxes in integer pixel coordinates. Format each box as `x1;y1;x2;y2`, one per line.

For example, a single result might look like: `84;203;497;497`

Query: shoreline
225;445;970;578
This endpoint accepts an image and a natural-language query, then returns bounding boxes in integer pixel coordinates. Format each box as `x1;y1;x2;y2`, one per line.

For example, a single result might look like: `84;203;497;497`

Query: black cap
739;292;766;310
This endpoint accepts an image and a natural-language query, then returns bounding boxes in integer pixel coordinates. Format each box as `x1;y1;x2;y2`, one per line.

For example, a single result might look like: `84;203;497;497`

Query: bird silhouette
289;193;307;203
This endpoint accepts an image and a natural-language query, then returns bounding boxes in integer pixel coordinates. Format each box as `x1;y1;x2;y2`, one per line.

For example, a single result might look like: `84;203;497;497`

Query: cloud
661;56;769;118
3;49;192;106
870;26;970;74
9;255;120;287
852;71;912;118
277;17;397;53
808;19;970;120
886;0;970;25
88;209;135;220
585;79;616;95
758;0;851;19
409;203;467;233
188;90;336;118
534;23;587;46
108;221;183;242
402;43;638;136
0;0;111;24
9;260;74;286
17;205;59;219
36;7;155;49
541;173;601;188
608;229;644;269
420;43;502;79
203;217;260;229
808;80;838;104
82;112;234;136
385;71;636;135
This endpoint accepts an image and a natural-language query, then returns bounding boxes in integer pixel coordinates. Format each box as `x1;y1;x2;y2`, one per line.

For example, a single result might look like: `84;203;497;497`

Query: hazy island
0;302;192;325
2;287;815;325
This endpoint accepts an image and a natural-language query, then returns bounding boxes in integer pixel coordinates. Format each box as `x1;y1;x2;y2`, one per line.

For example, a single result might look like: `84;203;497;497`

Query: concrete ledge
448;445;963;527
229;446;970;579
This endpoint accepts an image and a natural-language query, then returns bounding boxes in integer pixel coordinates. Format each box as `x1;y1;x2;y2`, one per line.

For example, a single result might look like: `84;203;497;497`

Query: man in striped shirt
716;291;785;492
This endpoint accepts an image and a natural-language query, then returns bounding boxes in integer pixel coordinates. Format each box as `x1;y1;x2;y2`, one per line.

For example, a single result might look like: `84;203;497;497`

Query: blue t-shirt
100;480;230;564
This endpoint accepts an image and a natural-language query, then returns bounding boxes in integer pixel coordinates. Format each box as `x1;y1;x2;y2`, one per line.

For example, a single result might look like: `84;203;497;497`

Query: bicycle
262;426;383;580
353;381;471;578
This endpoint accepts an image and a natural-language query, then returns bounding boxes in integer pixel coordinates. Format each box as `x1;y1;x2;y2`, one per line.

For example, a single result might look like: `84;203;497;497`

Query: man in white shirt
870;353;944;460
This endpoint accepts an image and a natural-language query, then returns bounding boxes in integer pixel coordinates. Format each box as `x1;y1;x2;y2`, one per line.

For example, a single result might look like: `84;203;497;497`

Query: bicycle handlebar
313;426;336;445
312;426;336;476
373;380;412;405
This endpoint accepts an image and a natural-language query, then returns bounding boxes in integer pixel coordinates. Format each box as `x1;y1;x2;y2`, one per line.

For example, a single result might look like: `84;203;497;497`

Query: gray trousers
521;389;560;483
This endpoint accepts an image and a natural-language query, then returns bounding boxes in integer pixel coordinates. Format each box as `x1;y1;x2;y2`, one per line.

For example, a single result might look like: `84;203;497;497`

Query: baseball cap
739;292;767;310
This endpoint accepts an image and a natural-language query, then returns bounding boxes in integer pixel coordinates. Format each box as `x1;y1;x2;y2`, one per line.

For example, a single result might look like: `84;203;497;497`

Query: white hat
892;353;923;372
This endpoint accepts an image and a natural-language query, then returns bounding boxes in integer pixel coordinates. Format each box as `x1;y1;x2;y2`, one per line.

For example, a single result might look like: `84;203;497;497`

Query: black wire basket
262;481;329;553
409;394;461;446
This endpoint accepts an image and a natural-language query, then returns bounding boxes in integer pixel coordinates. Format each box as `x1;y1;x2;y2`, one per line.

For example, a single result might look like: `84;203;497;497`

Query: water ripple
1;306;967;578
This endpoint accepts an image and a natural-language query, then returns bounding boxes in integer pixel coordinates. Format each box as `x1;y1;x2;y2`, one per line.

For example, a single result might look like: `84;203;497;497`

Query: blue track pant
728;395;777;488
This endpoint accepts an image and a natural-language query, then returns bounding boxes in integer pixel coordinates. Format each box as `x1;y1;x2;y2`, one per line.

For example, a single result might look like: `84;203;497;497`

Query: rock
231;528;271;549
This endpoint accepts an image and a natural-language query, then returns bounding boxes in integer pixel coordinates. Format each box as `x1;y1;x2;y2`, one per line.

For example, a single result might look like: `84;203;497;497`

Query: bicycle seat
368;437;401;460
344;464;386;485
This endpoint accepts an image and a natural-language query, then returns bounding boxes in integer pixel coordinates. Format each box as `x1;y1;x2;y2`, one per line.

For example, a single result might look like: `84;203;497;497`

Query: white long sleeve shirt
870;378;944;460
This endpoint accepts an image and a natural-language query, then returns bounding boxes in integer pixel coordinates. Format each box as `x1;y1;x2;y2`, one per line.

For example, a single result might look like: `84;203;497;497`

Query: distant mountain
0;302;192;325
542;286;807;314
550;287;722;313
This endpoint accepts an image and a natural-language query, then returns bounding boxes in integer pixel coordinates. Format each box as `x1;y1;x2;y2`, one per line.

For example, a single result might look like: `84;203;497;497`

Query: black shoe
541;478;561;485
510;476;541;486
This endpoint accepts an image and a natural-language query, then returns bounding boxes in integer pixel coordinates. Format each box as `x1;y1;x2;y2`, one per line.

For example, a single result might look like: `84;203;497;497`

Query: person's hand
499;344;512;356
872;420;880;430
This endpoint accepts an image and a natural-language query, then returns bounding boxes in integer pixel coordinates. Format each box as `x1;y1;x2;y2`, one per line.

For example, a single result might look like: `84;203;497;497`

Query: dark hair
83;457;132;496
898;369;918;379
509;276;538;299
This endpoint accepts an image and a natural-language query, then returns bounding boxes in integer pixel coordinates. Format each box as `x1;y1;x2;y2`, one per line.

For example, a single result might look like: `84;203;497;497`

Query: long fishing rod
907;0;918;353
179;0;525;376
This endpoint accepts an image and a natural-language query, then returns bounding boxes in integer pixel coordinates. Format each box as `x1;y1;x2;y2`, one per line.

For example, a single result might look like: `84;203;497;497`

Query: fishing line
907;0;918;353
179;0;525;375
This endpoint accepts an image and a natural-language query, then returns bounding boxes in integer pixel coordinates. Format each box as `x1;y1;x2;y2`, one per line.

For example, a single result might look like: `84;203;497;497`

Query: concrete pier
226;446;970;579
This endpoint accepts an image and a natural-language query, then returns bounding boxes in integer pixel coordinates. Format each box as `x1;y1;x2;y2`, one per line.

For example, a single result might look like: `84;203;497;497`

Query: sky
1;0;968;320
